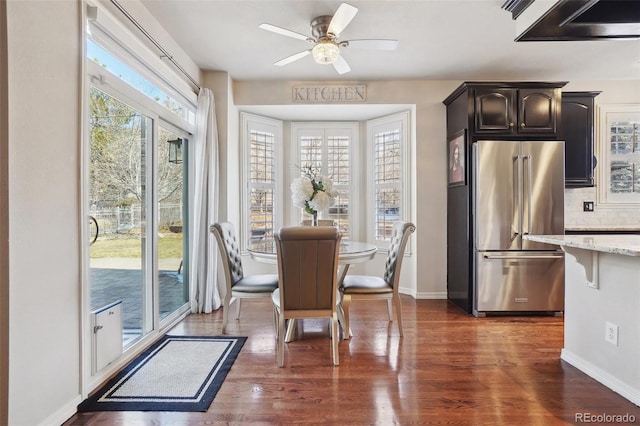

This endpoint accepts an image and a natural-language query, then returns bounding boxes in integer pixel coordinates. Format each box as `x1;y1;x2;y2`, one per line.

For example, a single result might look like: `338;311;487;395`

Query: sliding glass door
157;127;188;321
88;88;189;351
89;87;152;346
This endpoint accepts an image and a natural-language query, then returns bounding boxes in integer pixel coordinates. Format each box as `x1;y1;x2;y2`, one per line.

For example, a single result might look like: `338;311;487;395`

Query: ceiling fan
258;3;398;75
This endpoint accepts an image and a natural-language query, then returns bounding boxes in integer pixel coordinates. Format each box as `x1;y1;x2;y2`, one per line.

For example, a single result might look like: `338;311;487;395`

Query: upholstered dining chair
272;226;342;366
339;221;416;339
211;222;279;334
300;219;336;226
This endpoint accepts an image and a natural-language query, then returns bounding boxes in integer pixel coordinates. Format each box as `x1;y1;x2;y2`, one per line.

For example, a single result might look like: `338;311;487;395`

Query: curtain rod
110;0;201;91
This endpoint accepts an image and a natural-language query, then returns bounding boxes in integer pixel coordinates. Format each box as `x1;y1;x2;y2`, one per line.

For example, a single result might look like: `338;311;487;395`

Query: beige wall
1;1;9;424
7;1;82;425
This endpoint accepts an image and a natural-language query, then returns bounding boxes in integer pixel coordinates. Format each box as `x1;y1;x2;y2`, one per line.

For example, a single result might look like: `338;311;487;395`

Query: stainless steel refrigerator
472;140;565;316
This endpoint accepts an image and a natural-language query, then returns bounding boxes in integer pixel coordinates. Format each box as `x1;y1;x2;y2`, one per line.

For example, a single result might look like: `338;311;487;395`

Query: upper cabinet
443;82;567;140
475;87;560;135
560;91;601;188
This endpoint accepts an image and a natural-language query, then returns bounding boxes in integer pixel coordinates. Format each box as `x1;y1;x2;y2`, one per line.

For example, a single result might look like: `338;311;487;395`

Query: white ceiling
139;0;640;83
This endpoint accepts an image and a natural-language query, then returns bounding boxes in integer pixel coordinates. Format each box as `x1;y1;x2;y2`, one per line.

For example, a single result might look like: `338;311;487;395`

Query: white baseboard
561;349;640;406
398;287;447;300
38;394;82;426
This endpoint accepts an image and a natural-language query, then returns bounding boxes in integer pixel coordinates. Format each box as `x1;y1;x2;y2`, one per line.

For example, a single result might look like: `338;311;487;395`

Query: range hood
503;0;640;41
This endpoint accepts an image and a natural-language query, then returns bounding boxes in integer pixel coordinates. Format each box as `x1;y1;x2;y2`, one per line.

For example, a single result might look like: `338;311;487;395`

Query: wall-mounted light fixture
168;138;183;164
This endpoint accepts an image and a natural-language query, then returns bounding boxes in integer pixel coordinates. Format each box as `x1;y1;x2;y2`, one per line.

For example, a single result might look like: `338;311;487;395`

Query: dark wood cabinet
475;87;560;136
560;91;600;187
442;81;567;314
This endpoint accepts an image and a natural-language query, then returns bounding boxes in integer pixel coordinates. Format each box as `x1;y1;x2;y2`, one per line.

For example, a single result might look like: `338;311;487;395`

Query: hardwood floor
65;297;640;425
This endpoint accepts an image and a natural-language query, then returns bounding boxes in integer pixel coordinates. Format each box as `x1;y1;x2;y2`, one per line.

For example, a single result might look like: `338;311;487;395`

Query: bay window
240;112;410;248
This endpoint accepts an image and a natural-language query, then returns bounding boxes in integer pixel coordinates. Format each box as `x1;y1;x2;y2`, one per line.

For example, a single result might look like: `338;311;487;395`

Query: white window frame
290;122;359;238
367;111;411;249
597;104;640;207
240;113;283;248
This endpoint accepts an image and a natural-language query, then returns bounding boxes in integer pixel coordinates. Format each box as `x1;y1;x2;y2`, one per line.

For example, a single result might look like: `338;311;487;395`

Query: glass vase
311;211;318;226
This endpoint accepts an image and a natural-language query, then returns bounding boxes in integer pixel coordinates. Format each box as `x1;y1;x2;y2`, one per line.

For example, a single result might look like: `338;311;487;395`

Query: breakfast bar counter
525;234;640;406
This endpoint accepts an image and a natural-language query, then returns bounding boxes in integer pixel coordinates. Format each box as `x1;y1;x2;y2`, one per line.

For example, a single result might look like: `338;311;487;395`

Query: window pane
374;129;401;240
300;136;323;169
158;127;188;320
609;119;639;194
327;135;350;235
328;136;350;185
87;39;195;125
375;189;400;240
249;130;276;241
297;129;352;237
89;87;149;348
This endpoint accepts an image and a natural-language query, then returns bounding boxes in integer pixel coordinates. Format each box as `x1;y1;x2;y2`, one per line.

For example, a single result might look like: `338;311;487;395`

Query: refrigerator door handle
483;253;564;260
512;155;522;242
522;154;532;236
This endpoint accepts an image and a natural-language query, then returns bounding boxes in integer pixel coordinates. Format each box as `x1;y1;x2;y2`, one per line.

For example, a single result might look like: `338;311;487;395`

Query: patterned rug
78;335;246;412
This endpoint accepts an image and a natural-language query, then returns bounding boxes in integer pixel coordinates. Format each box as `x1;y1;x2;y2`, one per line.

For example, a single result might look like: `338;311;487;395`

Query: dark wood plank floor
65;297;640;425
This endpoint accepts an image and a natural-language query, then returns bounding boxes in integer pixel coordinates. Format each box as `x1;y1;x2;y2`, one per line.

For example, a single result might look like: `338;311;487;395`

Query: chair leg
285;319;297;343
236;298;242;320
393;294;404;337
277;313;286;367
386;299;393;321
341;294;352;340
222;294;232;334
273;306;278;338
331;314;339;366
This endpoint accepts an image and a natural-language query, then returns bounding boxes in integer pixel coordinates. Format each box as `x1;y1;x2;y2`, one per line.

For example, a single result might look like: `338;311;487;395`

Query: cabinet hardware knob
520;123;525;128
509;122;514;128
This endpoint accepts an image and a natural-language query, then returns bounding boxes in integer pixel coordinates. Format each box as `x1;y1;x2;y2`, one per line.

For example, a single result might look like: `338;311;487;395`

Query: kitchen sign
293;85;366;103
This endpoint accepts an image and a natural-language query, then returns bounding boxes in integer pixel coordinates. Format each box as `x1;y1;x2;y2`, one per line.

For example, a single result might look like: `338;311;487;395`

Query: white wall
562;247;640;404
562;80;640;230
7;1;82;425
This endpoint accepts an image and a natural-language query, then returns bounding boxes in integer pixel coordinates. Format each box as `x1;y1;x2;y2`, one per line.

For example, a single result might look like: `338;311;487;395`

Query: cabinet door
475;89;515;134
518;88;558;135
560;93;597;187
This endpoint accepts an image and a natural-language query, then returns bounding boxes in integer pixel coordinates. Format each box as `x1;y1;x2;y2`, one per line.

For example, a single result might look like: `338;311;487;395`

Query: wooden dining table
247;237;377;341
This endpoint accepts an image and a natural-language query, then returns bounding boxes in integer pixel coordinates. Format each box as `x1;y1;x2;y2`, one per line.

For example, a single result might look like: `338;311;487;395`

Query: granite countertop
524;234;640;257
564;227;639;233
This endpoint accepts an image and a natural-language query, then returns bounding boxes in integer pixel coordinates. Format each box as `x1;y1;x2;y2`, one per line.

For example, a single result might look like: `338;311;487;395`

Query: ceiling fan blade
332;55;351;75
274;50;311;66
327;3;359;37
344;39;398;50
259;23;312;42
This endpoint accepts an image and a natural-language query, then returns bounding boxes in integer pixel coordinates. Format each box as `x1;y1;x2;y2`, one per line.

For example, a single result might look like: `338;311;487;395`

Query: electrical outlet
605;322;619;346
583;201;594;212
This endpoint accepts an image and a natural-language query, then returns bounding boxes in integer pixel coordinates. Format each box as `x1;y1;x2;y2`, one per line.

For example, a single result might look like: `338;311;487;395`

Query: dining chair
339;221;416;339
272;226;342;366
300;219;336;226
211;222;279;334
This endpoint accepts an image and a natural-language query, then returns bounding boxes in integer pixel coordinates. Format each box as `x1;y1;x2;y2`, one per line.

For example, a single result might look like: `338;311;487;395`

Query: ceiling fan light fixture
312;40;340;64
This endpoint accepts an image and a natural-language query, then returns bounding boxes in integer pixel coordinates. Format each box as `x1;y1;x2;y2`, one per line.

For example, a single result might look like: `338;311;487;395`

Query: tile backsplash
565;187;639;230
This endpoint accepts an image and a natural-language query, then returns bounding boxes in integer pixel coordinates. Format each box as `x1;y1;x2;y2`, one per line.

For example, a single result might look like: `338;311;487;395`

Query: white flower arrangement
290;165;338;216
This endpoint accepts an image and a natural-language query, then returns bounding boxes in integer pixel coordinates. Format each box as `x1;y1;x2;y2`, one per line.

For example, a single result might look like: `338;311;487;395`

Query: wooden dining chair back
272;226;342;366
340;221;416;339
211;222;279;333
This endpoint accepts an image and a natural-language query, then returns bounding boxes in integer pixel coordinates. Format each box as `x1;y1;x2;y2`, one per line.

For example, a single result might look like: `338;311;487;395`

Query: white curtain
189;87;221;313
